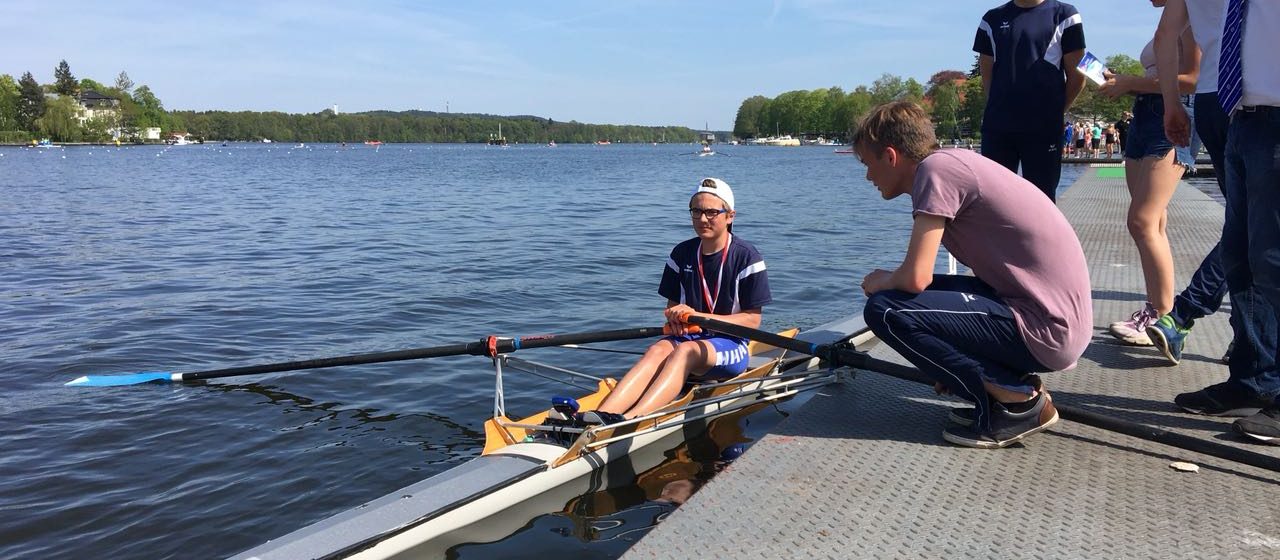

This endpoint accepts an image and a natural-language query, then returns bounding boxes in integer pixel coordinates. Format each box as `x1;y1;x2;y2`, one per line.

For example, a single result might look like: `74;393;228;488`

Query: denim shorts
663;332;750;380
1125;94;1195;168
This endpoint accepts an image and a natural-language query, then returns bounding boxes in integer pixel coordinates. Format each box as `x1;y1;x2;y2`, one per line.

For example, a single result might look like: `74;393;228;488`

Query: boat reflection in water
445;405;763;559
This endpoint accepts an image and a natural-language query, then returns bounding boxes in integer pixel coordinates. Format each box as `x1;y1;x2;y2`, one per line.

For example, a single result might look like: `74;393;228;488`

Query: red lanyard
696;235;731;313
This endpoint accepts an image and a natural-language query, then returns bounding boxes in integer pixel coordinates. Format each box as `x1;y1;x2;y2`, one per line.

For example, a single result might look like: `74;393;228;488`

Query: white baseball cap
692;177;734;211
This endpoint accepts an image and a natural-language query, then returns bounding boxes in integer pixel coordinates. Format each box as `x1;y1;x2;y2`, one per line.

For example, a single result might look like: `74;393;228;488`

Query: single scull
231;314;873;559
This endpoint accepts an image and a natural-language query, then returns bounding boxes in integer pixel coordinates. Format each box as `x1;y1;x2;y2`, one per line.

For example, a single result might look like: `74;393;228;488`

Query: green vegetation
15;72;44;132
53;60;78;96
733;53;1142;142
3;53;1143;145
1;60;698;144
167;110;697;144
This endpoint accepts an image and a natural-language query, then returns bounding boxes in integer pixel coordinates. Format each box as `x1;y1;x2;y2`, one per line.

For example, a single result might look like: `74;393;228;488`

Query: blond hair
851;101;939;161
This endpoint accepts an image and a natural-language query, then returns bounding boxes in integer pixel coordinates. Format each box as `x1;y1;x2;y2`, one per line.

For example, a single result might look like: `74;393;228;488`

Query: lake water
0;142;1083;559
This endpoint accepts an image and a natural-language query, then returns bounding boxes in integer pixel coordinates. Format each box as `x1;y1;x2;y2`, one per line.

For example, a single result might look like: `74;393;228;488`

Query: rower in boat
571;177;772;425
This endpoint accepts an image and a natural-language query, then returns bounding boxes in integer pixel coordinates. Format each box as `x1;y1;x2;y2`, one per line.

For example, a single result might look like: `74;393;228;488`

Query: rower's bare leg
596;340;676;414
624;340;714;418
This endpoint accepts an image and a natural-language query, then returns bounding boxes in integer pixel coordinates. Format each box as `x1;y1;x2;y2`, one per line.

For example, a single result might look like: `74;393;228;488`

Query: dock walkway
623;171;1280;558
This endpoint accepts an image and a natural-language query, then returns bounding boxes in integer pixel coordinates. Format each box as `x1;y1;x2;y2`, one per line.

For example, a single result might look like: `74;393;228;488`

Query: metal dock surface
624;171;1280;558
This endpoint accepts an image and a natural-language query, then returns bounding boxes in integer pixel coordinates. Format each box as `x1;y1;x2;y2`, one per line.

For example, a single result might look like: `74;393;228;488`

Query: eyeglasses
689;207;729;219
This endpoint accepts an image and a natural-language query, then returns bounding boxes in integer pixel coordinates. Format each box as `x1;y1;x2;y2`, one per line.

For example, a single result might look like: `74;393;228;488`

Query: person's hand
1163;102;1192;147
664;304;698;335
933;382;951;396
861;269;892;296
1097;70;1129;99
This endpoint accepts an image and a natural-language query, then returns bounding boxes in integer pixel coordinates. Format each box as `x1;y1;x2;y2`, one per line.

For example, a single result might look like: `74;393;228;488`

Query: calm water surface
0;142;1081;559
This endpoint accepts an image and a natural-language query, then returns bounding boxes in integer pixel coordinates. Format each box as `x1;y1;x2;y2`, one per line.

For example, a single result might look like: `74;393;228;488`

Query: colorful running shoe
1108;302;1158;346
1146;314;1190;365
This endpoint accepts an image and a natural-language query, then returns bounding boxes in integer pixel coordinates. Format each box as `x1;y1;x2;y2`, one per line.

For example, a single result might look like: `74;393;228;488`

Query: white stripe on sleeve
1044;13;1083;68
731;260;767;313
978;20;995;60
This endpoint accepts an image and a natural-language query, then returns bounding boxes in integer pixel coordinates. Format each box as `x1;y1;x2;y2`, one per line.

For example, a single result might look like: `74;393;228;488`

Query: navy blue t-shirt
974;1;1085;133
659;236;771;315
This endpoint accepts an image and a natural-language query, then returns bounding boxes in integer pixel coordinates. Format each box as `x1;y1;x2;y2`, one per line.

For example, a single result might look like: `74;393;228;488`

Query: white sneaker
1108;303;1157;346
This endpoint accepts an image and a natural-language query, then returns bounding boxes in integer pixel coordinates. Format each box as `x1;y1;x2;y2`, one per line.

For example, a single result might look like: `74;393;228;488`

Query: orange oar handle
663;311;702;335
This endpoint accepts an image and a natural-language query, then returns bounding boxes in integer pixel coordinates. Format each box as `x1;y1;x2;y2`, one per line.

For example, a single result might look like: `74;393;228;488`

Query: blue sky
4;1;1163;130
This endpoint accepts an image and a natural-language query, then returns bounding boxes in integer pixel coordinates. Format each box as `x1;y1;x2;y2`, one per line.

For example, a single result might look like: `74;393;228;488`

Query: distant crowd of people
1062;117;1126;159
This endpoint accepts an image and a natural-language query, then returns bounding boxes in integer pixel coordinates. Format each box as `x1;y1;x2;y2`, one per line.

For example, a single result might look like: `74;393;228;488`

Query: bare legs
1124;151;1183;315
595;339;715;418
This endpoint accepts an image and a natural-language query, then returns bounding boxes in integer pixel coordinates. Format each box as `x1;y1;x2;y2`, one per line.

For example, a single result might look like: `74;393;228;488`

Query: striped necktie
1218;0;1248;114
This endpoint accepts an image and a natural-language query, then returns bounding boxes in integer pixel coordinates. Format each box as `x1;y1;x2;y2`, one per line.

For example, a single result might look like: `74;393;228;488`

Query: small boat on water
488;124;508;146
231;314;872;559
33;139;62;148
594;140;611;145
761;135;801;147
364;140;383;146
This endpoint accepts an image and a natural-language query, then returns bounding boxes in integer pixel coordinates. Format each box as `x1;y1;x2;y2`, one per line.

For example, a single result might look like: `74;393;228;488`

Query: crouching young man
853;101;1093;448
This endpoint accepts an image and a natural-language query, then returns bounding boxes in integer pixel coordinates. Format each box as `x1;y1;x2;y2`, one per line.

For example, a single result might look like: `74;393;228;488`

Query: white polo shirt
1239;0;1280;108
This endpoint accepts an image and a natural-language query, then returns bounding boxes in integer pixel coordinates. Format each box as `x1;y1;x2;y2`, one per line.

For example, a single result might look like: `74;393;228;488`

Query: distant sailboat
488;123;508;146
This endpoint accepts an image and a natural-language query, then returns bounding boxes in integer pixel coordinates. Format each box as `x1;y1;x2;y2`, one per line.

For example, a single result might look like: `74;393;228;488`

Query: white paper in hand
1078;51;1107;86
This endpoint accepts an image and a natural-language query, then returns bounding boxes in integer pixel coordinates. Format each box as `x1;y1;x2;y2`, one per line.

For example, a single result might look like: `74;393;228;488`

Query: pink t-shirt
911;149;1092;370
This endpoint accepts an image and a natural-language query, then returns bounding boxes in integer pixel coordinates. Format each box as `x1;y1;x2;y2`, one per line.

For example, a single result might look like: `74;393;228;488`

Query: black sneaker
1233;404;1280;445
578;410;627;426
1174;382;1270;417
948;378;1047;427
948;407;976;427
942;392;1059;449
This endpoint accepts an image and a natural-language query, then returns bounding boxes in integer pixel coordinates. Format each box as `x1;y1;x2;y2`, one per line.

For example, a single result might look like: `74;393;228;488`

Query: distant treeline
734;54;1143;142
734;74;933;141
168;109;701;144
2;60;700;144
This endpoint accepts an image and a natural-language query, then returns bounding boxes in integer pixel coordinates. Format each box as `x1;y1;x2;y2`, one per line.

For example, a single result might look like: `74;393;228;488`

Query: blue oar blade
65;371;176;387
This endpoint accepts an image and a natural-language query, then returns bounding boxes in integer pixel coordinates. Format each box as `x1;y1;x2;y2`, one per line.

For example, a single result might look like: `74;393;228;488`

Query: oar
683;314;1280;474
66;326;675;388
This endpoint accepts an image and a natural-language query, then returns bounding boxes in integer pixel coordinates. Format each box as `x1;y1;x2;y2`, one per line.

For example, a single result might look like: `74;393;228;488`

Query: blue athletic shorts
663;332;750;380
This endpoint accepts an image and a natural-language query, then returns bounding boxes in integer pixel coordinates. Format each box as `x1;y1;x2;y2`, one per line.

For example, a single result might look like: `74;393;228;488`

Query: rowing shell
231;314;873;559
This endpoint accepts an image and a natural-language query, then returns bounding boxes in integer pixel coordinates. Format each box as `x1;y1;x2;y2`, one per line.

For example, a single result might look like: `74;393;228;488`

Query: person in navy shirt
974;0;1087;202
582;178;771;424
